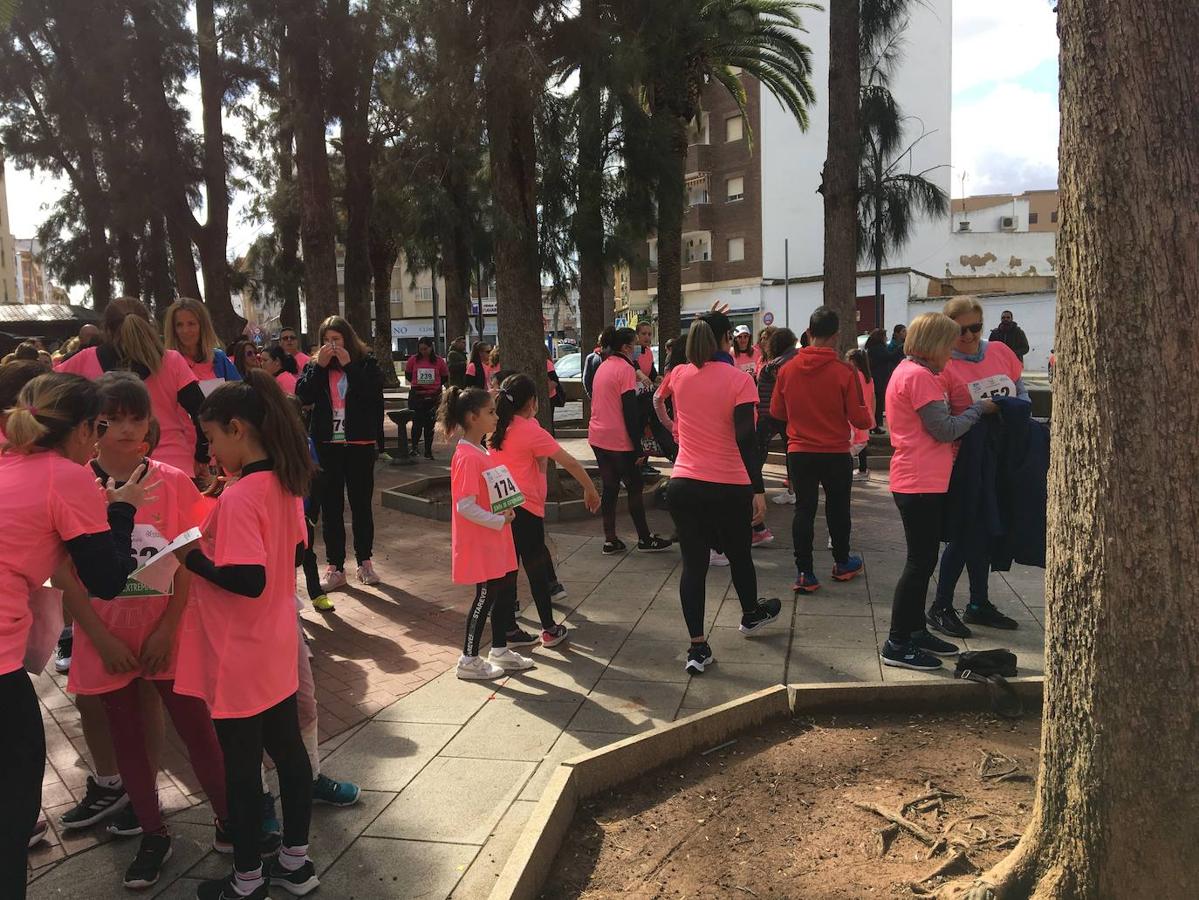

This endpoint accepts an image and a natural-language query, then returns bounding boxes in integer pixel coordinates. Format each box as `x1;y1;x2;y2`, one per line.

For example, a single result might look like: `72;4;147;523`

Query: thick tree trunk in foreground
575;0;606;372
368;223;399;387
654;117;688;363
961;3;1199;898
822;0;860;352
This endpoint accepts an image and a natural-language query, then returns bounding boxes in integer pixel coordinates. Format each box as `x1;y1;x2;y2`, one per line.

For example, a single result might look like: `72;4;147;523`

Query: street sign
763;311;775;326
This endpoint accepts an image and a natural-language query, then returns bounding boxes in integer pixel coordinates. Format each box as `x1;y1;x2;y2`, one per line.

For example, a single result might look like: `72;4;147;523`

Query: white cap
733;325;751;337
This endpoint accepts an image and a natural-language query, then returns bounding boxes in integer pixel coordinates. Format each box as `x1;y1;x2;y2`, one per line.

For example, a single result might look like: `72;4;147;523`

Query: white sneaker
771;491;796;506
709;550;730;567
356;560;380;585
319;565;347;591
852;470;871;482
456;655;505;680
827;535;834;550
488;647;535;671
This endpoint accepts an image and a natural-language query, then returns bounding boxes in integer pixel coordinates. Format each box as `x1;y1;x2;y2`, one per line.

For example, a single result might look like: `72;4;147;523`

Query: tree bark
576;0;607;369
441;229;471;347
368;222;399;387
116;229;141;299
653;115;688;365
145;215;174;316
962;2;1199;898
822;0;860;352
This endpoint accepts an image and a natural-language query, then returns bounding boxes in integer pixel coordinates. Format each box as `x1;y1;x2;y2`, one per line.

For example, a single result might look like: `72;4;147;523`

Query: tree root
977;749;1022;780
851;800;938;846
920;850;980;883
873;823;900;857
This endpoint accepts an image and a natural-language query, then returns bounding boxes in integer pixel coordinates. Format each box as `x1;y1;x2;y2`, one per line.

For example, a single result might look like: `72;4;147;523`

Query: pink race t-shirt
636;346;654;377
69;460;203;695
294;351;311;370
407;356;450;398
732;348;761;378
850;371;876;448
587;355;637;452
185;356;217;382
886;359;955;494
942;341;1024;415
450;440;518;585
0;451;110;675
491;415;561;518
661;362;758;485
173;469;306;718
276;371;298;396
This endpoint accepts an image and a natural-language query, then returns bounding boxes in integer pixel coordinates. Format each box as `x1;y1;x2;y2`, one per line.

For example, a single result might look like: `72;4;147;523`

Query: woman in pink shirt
882;313;995;673
279;327;310;371
491;374;600;648
405;337;450;459
464;341;492;390
658;312;782;675
163;297;241;384
0;373;151;898
587;327;672;555
439;386;533;681
731;325;762;378
263;345;300;396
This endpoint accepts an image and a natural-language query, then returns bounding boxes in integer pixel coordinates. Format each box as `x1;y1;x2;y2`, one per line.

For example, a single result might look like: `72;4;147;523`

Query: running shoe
313;774;360;807
684;642;714;675
964;602;1020;630
739;598;783;635
59;775;129;830
268;856;320;896
601;539;627;555
751;528;775;547
28;819;48;848
505;628;541;648
457;655;505;680
106;804;143;837
636;535;673;553
640;464;660;477
911;629;960;657
356;560;380;585
852;470;871;482
123;832;172;889
196;874;270;900
793;572;821;594
53;629;72;673
311;594;335;612
927;606;971;638
709;550;730;567
319;565;347;591
881;639;943;671
541;624;570;648
831;555;865;582
549;582;568;602
771;491;796;506
213;818;233;854
488;647;535;671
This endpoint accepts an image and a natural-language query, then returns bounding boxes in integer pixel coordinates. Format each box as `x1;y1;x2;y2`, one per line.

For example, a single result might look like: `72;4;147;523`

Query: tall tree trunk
166;218;201;299
280;0;340;331
145;215;174;315
963;2;1199;898
482;0;551;426
822;0;860;353
274;65;303;336
368;221;399;386
576;0;606;378
116;229;141;298
441;228;471;347
653;115;688;365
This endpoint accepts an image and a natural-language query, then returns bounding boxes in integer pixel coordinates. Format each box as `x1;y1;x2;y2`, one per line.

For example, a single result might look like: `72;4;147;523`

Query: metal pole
784;238;790;329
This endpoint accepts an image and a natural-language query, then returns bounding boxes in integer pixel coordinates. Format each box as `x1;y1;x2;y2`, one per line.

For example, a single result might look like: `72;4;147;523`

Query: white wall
907;229;1057;279
909;291;1056;372
760;0;953;280
951;198;1031;233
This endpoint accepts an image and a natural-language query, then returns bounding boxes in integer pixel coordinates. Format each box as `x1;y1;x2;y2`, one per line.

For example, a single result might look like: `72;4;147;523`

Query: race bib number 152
967;374;1017;402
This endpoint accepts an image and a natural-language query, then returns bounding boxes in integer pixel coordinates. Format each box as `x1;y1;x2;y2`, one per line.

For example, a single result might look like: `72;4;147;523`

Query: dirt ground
544;711;1040;899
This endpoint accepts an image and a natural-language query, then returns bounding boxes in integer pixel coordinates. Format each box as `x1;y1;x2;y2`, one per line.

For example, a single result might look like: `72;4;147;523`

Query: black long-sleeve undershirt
64;502;138;600
184;549;266;598
734;402;764;494
176;381;210;462
621;389;642;449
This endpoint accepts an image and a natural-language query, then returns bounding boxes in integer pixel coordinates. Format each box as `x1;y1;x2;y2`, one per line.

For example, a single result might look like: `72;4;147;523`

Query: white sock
233;866;264;895
279;844;309;872
95;774;122;789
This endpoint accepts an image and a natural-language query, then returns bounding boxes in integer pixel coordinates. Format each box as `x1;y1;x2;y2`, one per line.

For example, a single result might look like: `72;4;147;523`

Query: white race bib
119;524;172;598
482;465;525;514
416;367;436;385
967;374;1017;402
332;413;346;442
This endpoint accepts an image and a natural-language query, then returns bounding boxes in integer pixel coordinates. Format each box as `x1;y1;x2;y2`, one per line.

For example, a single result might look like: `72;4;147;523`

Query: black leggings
463;570;517;657
890;492;945;642
788;451;853;571
511;508;557;630
213;694;312;874
0;670;42;899
667;478;759;640
591;446;650;543
408;396;439;456
316;442;376;567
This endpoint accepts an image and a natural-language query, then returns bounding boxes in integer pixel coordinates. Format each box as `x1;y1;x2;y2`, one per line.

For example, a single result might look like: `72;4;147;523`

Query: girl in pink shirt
439;386;535;681
405;338;451;459
173;371;318;900
491;375;600;648
731;326;761;378
845;349;876;480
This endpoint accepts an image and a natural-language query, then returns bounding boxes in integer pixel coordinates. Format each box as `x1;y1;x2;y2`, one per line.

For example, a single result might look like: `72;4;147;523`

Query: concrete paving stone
678;662;786;710
602;637;694;684
791;591;876;618
517;731;624;802
630;605;717;641
319;720;459;791
487;651;609;701
789;613;883;649
320;835;477;900
365;756;536;844
440;698;582;761
310;789;400;875
148;878;205;900
568;677;688;735
547;619;631;661
568;592;655;624
374;672;495;725
879;660;957;683
787;646;885;684
704;626;790;665
450;799;540;899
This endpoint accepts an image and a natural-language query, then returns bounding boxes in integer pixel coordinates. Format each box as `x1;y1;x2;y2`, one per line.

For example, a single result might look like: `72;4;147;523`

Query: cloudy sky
2;0;1061;270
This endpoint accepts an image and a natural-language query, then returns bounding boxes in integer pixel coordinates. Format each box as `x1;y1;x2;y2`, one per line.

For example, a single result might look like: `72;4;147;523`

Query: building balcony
682;202;713;232
686;143;712;173
682;259;714;284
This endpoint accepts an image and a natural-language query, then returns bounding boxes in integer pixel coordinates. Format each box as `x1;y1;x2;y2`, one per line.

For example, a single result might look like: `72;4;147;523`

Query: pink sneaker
751;528;774;547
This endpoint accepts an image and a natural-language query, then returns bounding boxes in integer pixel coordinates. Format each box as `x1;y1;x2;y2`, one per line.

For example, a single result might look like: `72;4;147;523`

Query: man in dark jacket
989;311;1030;361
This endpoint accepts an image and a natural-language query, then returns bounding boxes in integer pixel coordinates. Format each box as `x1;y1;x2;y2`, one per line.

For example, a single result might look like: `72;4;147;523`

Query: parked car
554;351;585;401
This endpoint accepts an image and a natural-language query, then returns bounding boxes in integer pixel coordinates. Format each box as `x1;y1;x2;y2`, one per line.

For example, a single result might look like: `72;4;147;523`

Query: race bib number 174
482;465;525;514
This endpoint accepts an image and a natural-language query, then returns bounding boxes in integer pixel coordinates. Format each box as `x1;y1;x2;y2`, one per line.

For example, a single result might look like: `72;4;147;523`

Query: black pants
591;446;650;543
1;670;42;899
934;539;990;609
874;383;887;429
890;492;945;642
464;570;518;657
787;452;853;573
408;396;439;456
667;478;759;640
316;442;376;567
756;415;785;467
213;694;312;875
512;508;557;630
857;447;869;473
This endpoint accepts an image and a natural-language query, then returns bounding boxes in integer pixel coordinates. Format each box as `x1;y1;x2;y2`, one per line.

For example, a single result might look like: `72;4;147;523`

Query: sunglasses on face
281;334;296;341
96;419;109;437
960;323;984;336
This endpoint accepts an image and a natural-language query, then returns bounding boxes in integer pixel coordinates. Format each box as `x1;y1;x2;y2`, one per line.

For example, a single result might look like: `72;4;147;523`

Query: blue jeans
934;539;990;609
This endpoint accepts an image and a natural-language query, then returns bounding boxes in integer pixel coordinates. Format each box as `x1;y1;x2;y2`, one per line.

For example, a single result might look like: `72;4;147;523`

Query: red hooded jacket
770;346;874;453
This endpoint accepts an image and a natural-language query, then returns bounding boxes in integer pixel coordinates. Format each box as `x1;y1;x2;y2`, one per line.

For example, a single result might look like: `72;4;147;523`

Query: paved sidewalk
26;463;1045;899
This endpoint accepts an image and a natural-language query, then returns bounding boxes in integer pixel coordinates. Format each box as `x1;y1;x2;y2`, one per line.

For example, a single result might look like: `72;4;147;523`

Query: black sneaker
197;874;270;900
636;535;672;553
123;832;172;889
505;628;541;648
927;606;972;638
548;582;568;602
881;639;943;671
59;775;129;830
739;598;783;635
964;602;1020;630
601;539;627;555
268;857;321;896
911;629;960;657
53;631;72;673
685;642;714;675
106;804;144;837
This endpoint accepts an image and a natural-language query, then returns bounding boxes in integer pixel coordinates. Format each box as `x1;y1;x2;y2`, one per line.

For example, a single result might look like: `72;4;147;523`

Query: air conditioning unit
1000;216;1018;231
958;221;972;232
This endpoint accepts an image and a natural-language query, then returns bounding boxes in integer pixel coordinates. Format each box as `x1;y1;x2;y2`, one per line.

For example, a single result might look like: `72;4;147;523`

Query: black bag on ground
955;650;1022;719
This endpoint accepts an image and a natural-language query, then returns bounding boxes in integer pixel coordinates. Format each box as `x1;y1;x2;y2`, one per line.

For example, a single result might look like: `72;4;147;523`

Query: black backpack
955;650;1021;718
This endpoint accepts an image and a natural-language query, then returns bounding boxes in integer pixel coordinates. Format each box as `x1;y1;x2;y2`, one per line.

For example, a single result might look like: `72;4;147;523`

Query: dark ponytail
437;385;491;438
200;369;313;497
602;327;636;354
491;374;537;451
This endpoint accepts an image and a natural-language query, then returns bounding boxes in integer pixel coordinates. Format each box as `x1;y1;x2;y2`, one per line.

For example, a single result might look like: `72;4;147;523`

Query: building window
1051;210;1059;223
726;176;745;202
688;112;710;145
415;286;434;302
725;114;744;142
1028;212;1039;225
727;237;745;263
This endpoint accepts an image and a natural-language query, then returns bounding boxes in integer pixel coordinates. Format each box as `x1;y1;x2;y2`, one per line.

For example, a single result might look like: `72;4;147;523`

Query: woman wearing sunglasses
927;297;1029;639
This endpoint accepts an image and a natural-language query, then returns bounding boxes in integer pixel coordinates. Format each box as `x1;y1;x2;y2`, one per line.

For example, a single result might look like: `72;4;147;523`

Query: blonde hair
942;296;984;321
103;297;164;374
904;313;960;363
685;319;718;368
4;373;100;452
164;297;220;364
488;347;501;367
